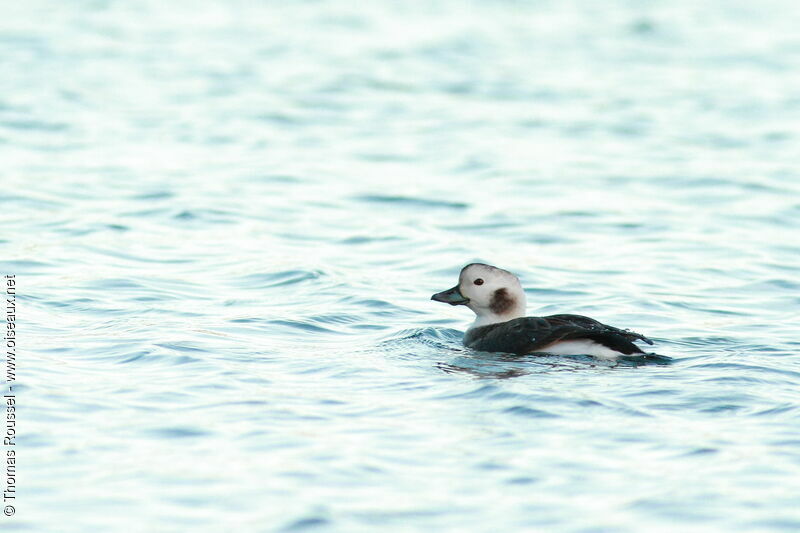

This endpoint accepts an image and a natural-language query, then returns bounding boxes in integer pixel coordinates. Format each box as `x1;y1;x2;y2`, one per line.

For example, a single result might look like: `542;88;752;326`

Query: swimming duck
431;263;653;358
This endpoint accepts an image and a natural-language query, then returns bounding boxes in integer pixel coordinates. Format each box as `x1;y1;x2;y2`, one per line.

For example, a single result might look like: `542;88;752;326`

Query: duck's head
431;263;527;328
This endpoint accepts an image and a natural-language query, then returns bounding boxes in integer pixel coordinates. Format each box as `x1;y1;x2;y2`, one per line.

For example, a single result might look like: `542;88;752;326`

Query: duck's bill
431;285;469;305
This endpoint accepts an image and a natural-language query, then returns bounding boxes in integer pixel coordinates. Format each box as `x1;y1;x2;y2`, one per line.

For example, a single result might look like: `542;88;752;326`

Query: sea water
2;1;800;531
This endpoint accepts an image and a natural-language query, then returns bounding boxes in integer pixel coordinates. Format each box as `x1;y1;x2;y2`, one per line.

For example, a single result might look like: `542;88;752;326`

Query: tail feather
621;329;654;345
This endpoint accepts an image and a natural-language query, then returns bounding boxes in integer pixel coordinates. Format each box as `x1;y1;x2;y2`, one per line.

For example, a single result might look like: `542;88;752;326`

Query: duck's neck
468;306;526;330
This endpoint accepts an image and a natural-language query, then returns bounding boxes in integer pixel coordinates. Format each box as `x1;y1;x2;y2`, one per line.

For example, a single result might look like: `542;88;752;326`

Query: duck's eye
474;278;484;286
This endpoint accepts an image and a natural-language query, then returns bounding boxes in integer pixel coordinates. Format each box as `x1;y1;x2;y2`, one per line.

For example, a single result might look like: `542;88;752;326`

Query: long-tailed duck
431;263;653;358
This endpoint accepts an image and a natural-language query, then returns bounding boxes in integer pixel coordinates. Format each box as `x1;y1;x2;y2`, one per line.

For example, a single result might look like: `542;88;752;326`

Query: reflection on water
3;0;800;531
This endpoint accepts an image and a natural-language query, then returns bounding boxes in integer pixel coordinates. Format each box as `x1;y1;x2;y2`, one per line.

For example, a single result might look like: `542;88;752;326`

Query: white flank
531;340;624;359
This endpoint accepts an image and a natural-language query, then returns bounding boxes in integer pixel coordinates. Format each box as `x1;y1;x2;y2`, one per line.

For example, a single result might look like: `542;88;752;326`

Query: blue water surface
2;0;800;531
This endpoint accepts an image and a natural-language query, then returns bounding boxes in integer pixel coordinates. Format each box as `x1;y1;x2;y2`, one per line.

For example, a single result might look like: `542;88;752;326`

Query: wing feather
463;314;653;355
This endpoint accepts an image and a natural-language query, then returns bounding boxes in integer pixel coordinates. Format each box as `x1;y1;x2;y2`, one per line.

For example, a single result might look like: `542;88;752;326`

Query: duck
431;263;653;358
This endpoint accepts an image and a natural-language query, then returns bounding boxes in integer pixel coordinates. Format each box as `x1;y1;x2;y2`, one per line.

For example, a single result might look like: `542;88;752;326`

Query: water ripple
9;1;800;531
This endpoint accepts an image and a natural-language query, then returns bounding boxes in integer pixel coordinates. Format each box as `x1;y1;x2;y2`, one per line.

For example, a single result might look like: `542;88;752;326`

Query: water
3;0;800;531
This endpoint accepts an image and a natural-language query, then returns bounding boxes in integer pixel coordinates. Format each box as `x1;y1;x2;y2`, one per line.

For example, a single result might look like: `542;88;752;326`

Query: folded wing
464;314;653;355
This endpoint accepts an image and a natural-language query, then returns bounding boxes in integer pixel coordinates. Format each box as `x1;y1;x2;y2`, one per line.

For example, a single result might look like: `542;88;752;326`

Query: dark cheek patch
490;288;515;314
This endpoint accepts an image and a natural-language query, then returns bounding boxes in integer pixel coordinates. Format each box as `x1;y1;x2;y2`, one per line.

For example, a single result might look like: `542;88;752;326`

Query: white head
431;263;527;329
